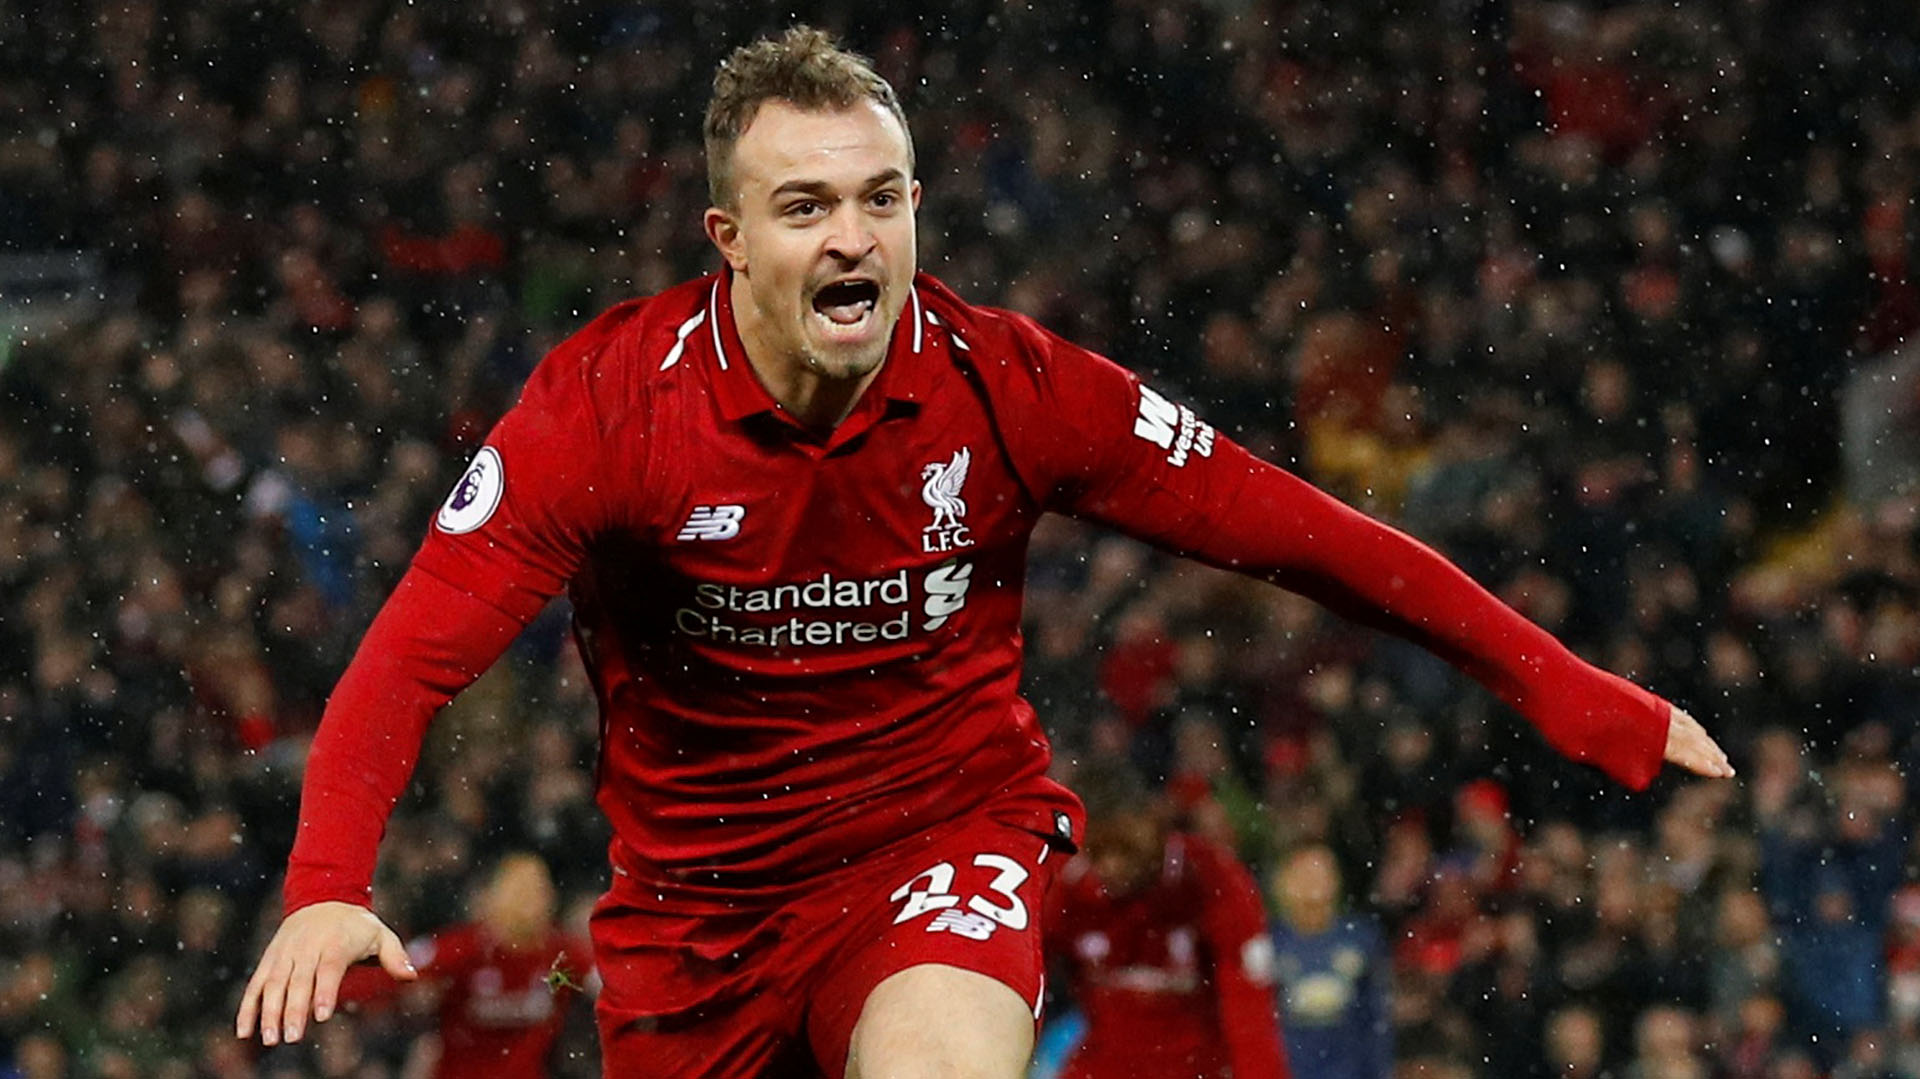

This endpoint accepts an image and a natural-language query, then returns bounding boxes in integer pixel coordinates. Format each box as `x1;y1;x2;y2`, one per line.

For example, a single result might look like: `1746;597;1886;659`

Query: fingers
256;950;292;1047
239;903;405;1044
377;928;419;982
236;954;268;1038
282;952;320;1043
1663;705;1735;779
312;952;350;1024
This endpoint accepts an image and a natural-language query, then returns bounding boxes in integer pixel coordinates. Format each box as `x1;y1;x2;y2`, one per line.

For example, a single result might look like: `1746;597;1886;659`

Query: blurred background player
1268;844;1391;1079
339;852;592;1079
1049;763;1290;1079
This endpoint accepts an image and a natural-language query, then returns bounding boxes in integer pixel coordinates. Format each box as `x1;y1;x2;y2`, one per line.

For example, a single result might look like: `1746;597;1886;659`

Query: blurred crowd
3;0;1919;1076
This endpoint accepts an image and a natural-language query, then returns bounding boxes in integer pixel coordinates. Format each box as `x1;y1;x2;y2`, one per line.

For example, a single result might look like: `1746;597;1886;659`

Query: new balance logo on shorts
677;504;744;541
928;909;999;940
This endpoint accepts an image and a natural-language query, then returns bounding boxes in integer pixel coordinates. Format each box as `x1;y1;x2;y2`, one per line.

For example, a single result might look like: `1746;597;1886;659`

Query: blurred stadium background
3;1;1919;1076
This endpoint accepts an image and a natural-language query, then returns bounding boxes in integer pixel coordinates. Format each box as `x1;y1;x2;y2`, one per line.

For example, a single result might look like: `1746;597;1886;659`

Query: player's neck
1290;906;1335;934
754;357;876;431
732;279;883;432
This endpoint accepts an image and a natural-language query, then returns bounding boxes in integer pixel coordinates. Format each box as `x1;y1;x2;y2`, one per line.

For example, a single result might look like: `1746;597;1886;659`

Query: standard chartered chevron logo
922;559;972;631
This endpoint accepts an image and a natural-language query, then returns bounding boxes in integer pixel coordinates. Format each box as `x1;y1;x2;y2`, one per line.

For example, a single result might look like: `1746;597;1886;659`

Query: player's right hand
1663;704;1735;779
235;900;416;1046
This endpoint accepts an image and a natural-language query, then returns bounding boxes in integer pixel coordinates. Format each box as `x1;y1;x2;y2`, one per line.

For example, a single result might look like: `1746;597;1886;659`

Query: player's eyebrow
769;169;907;200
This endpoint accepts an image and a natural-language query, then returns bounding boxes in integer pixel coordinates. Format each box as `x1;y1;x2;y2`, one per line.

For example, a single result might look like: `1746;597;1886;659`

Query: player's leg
591;882;813;1078
805;816;1064;1079
597;1000;817;1079
841;962;1035;1079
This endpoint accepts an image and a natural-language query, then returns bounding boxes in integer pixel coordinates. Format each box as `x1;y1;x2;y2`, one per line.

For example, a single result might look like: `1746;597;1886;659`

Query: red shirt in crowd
1051;833;1290;1079
283;270;1668;964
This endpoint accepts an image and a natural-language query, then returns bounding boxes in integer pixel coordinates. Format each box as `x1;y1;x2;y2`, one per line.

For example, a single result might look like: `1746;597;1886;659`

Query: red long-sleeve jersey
284;270;1667;916
1051;833;1290;1079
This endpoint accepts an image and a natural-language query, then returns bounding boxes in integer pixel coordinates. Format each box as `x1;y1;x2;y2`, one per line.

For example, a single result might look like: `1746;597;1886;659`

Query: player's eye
784;200;824;219
870;190;899;210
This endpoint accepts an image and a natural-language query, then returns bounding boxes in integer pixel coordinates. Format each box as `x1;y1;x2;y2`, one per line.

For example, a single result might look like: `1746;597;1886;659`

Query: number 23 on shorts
889;851;1036;939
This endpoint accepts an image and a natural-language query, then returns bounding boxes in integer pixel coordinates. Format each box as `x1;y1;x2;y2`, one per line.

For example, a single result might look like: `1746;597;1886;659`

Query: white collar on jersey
661;277;930;374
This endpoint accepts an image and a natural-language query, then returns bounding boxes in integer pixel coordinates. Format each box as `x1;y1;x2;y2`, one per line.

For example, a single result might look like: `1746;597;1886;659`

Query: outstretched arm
234;313;632;1046
235;567;528;1046
1168;455;1731;788
1094;445;1730;788
982;316;1730;788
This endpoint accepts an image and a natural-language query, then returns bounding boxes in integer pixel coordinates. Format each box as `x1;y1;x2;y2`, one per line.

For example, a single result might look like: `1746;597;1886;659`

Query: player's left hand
1663;704;1734;778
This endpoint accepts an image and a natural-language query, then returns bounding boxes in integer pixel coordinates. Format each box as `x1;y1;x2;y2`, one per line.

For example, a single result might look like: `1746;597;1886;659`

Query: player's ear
910;179;922;210
704;206;748;272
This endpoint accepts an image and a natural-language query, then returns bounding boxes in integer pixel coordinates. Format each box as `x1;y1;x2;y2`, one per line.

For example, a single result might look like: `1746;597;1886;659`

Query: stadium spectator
1624;1005;1709;1079
1779;875;1886;1067
1718;993;1789;1079
1544;1004;1610;1079
1709;889;1784;1038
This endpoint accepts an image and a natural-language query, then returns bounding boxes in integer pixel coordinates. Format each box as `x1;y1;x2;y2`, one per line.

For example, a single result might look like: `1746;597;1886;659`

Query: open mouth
810;279;880;331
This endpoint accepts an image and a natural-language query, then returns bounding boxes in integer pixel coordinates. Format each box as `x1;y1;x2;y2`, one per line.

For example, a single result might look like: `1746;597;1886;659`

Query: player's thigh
590;886;812;1078
843;962;1035;1079
805;819;1062;1078
597;997;817;1079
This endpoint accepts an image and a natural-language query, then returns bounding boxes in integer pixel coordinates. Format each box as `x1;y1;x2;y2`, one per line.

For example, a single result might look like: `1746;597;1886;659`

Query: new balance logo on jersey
677;505;745;541
919;447;973;552
1132;385;1215;468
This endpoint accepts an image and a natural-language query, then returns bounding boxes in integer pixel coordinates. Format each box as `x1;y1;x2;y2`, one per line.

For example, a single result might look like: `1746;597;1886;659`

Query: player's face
708;99;920;382
1087;811;1164;898
484;857;557;940
1277;848;1338;915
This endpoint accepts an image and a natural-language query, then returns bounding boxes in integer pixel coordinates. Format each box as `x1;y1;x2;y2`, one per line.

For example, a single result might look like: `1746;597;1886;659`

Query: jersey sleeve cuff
282;871;376;916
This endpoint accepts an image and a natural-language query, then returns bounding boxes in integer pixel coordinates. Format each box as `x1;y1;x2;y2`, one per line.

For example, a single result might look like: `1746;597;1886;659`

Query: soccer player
335;852;592;1079
235;25;1733;1079
1049;765;1291;1078
1269;845;1392;1079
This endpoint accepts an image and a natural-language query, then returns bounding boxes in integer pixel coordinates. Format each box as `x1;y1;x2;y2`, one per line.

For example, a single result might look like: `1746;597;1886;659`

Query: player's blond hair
703;25;914;208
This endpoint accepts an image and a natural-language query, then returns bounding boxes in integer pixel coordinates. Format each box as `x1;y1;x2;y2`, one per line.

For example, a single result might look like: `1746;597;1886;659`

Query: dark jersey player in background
236;25;1734;1079
1268;845;1394;1079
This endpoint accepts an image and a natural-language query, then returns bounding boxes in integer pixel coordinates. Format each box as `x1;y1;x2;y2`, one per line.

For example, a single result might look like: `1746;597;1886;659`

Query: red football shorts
591;808;1069;1078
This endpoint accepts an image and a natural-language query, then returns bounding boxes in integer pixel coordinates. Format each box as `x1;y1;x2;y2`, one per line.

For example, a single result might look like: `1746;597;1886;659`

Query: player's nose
821;202;877;263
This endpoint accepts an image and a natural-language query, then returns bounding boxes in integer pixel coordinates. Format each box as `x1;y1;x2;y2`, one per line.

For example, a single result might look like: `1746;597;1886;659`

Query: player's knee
844;965;1032;1079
